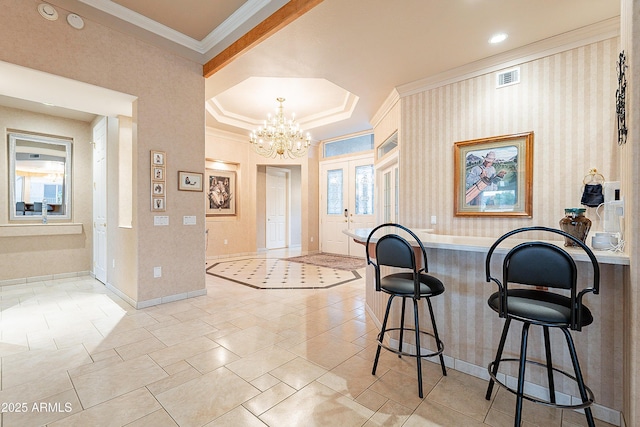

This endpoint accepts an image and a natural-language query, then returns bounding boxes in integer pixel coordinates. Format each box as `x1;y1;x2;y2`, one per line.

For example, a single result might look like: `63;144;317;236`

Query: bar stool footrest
377;327;444;359
488;358;595;410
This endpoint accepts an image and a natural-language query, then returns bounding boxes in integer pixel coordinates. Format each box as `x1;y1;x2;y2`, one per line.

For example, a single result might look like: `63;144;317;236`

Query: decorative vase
559;208;591;247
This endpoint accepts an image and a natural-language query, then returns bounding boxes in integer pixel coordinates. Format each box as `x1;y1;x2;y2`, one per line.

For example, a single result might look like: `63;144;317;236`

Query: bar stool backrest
506;243;576;290
366;223;430;299
375;234;415;269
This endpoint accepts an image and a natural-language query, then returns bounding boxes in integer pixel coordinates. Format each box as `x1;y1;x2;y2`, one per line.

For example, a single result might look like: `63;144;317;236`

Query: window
354;165;374;215
8;132;72;220
324;134;373;158
326;169;344;215
381;164;399;223
378;131;398;158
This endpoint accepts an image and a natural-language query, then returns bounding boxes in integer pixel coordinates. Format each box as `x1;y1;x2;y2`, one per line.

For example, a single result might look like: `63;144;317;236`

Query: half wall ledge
0;223;84;237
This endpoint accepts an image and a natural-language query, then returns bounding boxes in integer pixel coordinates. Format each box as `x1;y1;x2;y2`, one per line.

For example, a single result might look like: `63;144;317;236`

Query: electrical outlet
430;215;437;225
224;239;228;245
153;266;162;278
311;236;314;242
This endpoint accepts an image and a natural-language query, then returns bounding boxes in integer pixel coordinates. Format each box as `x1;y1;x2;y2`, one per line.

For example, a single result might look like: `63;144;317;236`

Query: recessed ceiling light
489;33;508;44
37;3;58;21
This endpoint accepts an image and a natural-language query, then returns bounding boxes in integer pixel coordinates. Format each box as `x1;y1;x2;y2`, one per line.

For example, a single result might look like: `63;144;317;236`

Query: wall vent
496;68;520;88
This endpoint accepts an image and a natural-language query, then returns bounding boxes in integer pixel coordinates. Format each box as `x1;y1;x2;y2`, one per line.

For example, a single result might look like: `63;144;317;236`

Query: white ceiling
5;1;621;142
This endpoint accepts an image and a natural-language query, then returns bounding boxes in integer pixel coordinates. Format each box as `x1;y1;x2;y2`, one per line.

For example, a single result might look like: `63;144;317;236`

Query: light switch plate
183;215;196;225
154;216;169;226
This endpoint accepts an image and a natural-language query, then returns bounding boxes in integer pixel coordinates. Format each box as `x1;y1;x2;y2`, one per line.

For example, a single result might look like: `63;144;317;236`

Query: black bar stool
484;226;600;427
366;223;447;398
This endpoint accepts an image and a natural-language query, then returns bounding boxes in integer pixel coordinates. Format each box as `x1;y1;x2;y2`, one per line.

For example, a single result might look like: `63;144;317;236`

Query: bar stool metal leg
562;328;596;427
514;322;531;427
398;297;407;357
413;298;423;398
372;295;394;375
543;326;556;404
486;318;512;400
426;297;447;376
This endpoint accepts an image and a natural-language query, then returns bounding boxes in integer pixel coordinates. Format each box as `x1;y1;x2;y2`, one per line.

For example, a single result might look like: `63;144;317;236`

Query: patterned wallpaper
400;37;620;238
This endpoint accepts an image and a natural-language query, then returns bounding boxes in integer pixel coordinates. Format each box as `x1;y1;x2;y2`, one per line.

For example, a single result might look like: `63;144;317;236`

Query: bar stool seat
380;272;444;296
487;289;593;326
484;226;600;427
366;223;447;398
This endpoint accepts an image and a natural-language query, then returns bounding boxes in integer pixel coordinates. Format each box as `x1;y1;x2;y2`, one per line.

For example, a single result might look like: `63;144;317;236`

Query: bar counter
344;228;627;425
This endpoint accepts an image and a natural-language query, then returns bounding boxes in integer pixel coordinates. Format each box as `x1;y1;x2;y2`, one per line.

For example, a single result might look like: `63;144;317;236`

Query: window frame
8;132;72;221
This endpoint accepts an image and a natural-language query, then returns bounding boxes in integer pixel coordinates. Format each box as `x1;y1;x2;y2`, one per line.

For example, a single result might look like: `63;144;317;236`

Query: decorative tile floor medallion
206;258;362;289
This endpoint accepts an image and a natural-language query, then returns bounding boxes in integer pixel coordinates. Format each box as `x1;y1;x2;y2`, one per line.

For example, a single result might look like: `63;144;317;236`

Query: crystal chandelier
249;98;311;159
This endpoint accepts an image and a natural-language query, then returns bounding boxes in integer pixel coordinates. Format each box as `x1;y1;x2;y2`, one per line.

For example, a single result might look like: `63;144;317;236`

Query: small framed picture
152;182;165;196
151;197;165;212
178;171;204;192
151;150;165;166
152;167;164;181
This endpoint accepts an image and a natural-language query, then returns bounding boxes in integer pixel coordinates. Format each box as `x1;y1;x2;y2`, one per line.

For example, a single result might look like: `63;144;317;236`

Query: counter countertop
343;228;629;266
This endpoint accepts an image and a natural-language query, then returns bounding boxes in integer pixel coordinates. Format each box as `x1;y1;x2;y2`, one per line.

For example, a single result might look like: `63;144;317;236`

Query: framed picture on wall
151;150;165;166
151;197;165;212
150;150;167;212
206;169;236;216
178;171;203;191
454;131;533;217
152;167;164;181
152;181;165;196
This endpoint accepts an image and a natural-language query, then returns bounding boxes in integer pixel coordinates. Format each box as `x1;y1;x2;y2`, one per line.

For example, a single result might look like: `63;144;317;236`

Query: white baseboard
0;271;91;287
105;282;207;309
135;288;207;309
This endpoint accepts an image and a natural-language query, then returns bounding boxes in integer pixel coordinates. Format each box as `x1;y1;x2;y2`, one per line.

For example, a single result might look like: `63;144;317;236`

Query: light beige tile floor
0;252;616;426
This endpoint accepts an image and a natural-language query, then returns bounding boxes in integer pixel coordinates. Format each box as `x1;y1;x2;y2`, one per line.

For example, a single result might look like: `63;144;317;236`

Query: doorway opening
256;165;302;251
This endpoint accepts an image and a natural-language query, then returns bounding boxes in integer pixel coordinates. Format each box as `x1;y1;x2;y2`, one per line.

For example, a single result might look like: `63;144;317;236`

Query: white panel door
266;167;287;249
320;154;375;256
92;117;107;284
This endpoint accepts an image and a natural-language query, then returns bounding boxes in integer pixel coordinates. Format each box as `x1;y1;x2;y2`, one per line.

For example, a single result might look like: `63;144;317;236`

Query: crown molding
205;126;248;143
370;89;400;129
397;17;620;97
78;0;273;54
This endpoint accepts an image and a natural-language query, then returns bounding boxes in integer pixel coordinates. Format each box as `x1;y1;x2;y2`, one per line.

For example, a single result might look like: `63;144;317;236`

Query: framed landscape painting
454;132;533;217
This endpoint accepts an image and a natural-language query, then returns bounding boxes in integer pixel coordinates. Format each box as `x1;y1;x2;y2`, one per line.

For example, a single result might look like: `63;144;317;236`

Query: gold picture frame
151;150;165;166
178;171;203;192
151;150;166;211
151;197;165;212
454;132;533;217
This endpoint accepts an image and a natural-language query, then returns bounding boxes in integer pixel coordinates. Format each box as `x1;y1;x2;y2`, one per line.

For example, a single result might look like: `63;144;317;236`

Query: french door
320;154;375;256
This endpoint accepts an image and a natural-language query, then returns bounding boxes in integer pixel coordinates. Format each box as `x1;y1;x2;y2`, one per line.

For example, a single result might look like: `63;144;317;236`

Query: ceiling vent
496;67;520;88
